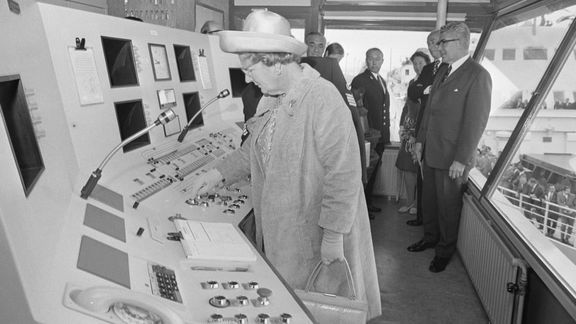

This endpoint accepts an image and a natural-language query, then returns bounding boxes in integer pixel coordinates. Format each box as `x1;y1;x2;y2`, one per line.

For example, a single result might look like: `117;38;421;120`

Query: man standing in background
410;22;492;272
304;31;326;57
351;48;391;216
405;29;442;227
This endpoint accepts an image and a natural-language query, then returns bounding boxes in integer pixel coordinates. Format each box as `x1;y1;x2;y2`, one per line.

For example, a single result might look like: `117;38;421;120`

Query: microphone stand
80;109;176;199
177;89;230;143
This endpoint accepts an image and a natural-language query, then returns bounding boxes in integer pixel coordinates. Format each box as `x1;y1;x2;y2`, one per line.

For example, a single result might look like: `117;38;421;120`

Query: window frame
469;6;576;319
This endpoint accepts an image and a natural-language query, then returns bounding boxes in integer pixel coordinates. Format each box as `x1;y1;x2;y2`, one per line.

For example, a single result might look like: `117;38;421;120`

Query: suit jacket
417;57;492;169
351;69;391;144
300;57;347;98
409;61;446;136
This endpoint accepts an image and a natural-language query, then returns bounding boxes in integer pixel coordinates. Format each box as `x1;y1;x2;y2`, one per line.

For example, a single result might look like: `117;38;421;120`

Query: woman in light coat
190;10;381;320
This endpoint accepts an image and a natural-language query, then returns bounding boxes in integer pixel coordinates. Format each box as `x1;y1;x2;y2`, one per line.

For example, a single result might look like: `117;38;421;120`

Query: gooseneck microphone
177;89;230;143
80;109;177;199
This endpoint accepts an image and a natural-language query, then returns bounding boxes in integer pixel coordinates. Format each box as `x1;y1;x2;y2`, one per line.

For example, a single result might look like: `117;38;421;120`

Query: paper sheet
174;220;256;262
194;54;212;89
68;47;104;106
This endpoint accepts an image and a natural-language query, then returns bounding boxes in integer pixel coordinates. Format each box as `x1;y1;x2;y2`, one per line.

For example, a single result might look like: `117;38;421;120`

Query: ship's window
502;48;516;60
473;13;571;187
473;3;576;306
484;48;495;60
523;47;548;60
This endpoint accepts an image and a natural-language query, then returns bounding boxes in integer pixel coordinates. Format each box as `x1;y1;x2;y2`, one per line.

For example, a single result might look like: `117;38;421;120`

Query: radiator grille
458;197;519;324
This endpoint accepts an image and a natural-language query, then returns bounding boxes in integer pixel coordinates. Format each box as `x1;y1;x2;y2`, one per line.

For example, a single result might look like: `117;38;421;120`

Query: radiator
373;146;404;199
458;195;525;324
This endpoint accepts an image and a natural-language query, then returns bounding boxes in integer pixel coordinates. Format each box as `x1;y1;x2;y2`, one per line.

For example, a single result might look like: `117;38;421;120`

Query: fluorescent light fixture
324;0;488;3
324;11;467;21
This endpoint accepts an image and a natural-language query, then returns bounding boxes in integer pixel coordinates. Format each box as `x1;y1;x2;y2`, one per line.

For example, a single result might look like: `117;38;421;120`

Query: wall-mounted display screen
174;45;196;82
228;68;248;98
157;89;176;109
182;92;203;130
148;43;171;81
101;36;139;87
0;75;45;196
113;100;150;153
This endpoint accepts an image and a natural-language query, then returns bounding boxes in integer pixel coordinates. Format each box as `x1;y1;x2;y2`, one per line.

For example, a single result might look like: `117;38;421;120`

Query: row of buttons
208;312;292;324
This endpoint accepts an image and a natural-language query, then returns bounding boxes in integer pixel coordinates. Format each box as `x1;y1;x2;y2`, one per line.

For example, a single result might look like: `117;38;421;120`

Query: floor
366;197;489;324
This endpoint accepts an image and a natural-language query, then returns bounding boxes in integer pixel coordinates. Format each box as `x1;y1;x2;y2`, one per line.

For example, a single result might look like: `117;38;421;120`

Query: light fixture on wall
323;11;466;21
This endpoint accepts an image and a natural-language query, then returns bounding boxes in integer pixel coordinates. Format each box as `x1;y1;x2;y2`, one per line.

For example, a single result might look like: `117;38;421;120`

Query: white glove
188;169;224;196
320;228;344;265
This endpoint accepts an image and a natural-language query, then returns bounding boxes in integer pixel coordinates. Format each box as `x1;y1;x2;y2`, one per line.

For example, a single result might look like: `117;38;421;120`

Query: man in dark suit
408;22;492;273
351;48;391;215
405;29;443;227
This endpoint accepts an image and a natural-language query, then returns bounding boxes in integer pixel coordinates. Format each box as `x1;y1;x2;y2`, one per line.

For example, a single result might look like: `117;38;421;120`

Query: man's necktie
441;65;452;83
377;75;387;95
433;60;440;75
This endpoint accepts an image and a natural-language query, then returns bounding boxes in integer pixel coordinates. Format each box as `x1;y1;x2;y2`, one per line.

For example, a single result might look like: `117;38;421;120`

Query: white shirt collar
371;72;380;80
448;55;469;76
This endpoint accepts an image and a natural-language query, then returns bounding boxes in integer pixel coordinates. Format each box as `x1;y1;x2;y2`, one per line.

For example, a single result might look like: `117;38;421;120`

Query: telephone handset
69;286;185;324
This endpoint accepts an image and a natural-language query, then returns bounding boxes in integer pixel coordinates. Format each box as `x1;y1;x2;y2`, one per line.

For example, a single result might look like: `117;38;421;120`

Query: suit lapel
365;69;385;97
441;57;473;85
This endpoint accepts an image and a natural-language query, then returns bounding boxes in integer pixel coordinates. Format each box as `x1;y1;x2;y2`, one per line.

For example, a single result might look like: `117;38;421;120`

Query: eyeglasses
241;61;261;76
436;38;459;46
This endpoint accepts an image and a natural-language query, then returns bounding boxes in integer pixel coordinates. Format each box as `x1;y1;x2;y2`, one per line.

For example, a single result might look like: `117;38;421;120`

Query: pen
190;266;249;272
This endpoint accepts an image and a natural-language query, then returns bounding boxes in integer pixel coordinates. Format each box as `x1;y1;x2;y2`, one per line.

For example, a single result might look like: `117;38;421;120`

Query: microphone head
217;89;230;98
157;109;177;125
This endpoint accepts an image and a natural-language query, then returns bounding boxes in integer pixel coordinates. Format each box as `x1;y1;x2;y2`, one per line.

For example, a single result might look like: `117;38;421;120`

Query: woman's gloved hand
321;228;344;265
187;169;224;196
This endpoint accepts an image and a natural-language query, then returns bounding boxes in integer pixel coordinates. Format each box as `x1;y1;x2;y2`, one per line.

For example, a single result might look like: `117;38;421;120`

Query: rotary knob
236;295;249;306
206;281;219;289
227;281;239;289
209;313;223;322
280;313;293;323
247;281;259;289
234;313;248;324
209;295;230;308
257;313;270;324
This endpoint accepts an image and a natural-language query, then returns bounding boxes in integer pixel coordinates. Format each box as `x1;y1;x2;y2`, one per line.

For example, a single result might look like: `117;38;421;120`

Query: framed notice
148;43;171;81
157;88;176;109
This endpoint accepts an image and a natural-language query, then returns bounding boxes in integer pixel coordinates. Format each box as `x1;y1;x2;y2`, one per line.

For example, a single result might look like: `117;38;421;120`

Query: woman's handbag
294;259;368;324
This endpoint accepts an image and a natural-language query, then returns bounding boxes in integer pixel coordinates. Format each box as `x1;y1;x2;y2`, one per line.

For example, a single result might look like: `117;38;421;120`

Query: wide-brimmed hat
219;10;307;55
